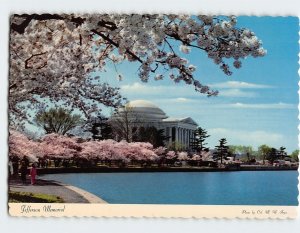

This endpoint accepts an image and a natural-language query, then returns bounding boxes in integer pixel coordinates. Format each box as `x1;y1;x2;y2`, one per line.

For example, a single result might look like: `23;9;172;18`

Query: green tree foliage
262;146;291;164
190;127;210;152
213;138;229;164
290;150;299;162
278;146;287;159
257;144;272;164
266;148;279;163
35;108;83;135
85;114;113;140
228;145;254;162
137;127;168;148
168;141;186;152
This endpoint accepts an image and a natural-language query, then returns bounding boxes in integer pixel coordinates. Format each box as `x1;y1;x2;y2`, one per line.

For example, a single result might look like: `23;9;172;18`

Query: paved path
9;177;107;203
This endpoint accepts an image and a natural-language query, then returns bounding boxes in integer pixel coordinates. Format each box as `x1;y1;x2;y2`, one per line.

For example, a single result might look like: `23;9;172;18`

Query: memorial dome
120;100;168;120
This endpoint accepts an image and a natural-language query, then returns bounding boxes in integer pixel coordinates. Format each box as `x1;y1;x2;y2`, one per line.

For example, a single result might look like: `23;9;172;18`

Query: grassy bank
9;191;64;203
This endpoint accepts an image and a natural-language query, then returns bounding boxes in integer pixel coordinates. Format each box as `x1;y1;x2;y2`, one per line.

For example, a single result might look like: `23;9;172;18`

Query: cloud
155;97;201;104
121;82;203;98
120;83;296;110
121;82;257;99
121;82;262;99
209;81;273;89
218;89;258;98
227;102;296;109
208;81;273;98
207;128;284;148
121;82;157;94
173;97;190;103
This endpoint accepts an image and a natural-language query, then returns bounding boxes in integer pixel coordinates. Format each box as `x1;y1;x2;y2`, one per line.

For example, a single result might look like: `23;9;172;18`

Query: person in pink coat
30;163;37;185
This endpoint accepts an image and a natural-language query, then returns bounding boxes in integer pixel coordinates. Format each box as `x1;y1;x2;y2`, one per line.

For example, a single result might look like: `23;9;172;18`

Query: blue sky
97;16;299;153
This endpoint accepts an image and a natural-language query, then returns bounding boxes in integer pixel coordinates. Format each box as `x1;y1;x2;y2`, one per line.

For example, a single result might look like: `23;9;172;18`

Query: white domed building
110;100;198;149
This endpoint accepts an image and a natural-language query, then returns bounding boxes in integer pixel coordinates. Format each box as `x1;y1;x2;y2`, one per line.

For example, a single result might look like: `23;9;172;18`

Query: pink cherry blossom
166;151;176;160
9;130;39;162
40;133;81;159
191;154;201;161
177;151;189;161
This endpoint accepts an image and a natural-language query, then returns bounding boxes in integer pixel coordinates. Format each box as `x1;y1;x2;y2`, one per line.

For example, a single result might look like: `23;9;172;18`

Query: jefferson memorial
111;100;198;149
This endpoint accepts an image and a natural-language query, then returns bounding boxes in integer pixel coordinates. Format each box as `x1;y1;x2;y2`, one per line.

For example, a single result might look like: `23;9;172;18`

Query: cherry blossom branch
11;14;64;34
24;52;47;69
11;14;85;34
91;29;144;63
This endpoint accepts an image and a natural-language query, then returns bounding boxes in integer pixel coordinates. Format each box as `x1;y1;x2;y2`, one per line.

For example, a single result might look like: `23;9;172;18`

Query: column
186;129;189;148
180;128;183;145
189;130;193;149
185;129;189;148
179;128;182;144
168;127;172;143
187;130;191;148
175;127;179;142
183;129;186;148
183;129;186;147
186;130;189;148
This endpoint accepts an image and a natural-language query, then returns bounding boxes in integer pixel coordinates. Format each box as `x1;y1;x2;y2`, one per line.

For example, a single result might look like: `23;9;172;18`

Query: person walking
22;156;30;168
12;155;19;178
8;156;14;177
20;161;27;184
30;163;37;185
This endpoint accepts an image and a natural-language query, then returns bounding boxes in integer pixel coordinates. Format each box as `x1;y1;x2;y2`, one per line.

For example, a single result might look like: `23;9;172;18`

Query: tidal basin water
42;171;298;205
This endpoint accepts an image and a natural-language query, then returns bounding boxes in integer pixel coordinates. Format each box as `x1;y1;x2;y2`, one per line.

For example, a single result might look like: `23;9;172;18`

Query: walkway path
9;177;107;203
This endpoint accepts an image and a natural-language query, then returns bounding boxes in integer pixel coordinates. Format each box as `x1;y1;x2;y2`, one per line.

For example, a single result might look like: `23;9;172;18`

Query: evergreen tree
213;138;229;164
278;146;287;159
138;127;168;148
190;127;210;152
266;148;279;163
85;114;113;140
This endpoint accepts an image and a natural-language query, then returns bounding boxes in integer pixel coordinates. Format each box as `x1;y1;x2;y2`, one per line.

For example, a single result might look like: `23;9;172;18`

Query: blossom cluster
9;130;207;163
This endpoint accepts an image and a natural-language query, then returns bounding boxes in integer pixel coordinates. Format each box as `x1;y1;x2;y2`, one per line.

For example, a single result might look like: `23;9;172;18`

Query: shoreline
37;166;298;174
46;180;107;204
9;178;107;204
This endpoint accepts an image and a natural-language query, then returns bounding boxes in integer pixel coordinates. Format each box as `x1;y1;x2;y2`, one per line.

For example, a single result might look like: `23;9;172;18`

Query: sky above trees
98;16;298;153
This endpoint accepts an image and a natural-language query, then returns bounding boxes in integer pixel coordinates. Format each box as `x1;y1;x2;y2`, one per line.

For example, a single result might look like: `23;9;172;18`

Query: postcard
7;13;299;218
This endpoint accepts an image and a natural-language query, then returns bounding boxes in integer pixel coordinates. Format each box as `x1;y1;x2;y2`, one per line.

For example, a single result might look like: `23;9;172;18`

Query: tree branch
24;52;47;69
11;14;64;34
91;29;144;64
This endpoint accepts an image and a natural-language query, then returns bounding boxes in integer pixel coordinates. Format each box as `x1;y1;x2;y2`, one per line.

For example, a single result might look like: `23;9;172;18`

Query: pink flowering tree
177;151;189;161
121;141;158;164
201;150;214;161
162;150;177;166
9;14;265;127
79;141;100;160
9;130;39;162
40;133;81;160
102;140;129;163
154;146;167;156
188;154;202;166
79;140;159;166
10;130;220;168
191;154;202;161
166;151;177;160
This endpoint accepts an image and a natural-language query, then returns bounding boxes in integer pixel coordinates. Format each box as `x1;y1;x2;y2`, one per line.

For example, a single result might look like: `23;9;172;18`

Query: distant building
110;100;198;149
